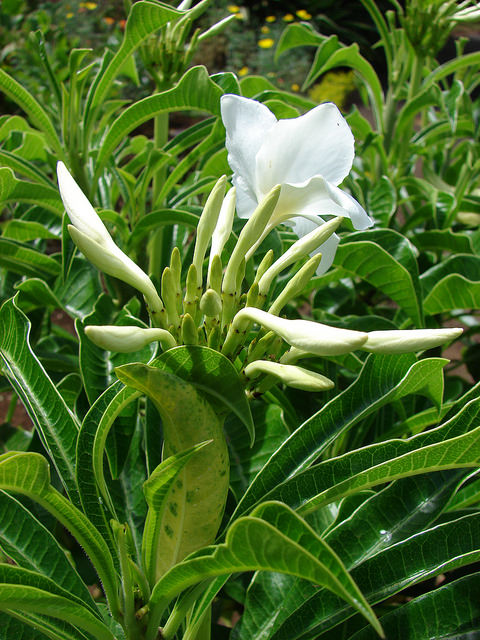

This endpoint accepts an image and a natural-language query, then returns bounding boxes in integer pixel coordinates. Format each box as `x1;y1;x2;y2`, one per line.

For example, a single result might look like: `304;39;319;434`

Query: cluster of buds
57;162;462;395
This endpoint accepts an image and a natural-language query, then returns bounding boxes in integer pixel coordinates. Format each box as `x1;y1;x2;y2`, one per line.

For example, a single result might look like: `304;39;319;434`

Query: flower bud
234;307;368;355
181;313;198;345
200;288;222;317
268;253;323;315
244;360;334;391
193;175;227;286
85;325;176;352
208;187;236;280
362;328;463;354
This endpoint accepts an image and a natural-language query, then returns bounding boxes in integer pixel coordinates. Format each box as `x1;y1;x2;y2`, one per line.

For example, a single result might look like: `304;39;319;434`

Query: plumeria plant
1;2;480;639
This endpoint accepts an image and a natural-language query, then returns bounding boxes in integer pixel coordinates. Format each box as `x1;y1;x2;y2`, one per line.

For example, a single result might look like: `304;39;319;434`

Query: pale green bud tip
236;307;368;356
244;361;334;392
200;289;222;317
362;327;463;354
85;325;176;352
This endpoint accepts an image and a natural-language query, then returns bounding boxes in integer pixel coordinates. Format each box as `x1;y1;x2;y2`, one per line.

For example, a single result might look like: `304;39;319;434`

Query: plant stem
149;112;170;282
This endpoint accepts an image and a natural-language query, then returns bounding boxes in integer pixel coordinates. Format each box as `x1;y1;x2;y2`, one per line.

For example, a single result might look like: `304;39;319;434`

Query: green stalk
149;112;170;282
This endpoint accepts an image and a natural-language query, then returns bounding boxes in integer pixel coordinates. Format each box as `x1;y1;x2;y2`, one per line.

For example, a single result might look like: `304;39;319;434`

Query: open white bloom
57;162;164;317
220;94;373;272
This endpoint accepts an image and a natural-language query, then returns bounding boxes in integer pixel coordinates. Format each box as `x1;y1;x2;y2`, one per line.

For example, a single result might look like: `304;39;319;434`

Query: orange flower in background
291;83;300;92
258;38;274;49
238;66;249;77
119;19;126;29
104;16;115;26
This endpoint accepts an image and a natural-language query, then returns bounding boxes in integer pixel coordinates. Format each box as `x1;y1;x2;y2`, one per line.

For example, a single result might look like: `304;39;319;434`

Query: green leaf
231;354;445;520
0;491;96;612
334;228;423;326
421;254;480;314
14;278;63;313
150;346;254;442
0;168;63;215
85;0;180;129
54;257;103;319
0;298;80;505
128;208;200;250
148;501;382;638
0;452;120;617
0;69;63;156
350;571;480;639
94;66;223;179
116;364;230;580
3;220;58;242
0;583;113;640
0;238;61;279
275;22;324;57
142;441;212;585
304;36;384;124
237;470;464;640
269;396;480;514
411;229;480;255
366;176;397;227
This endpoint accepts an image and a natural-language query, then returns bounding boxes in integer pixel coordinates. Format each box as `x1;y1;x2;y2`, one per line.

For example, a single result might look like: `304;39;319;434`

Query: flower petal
255;102;354;195
273;175;372;230
221;94;277;204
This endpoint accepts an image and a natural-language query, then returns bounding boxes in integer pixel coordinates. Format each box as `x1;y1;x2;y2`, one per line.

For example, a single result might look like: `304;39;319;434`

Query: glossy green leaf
421;254;480;314
128;209;200;249
0;611;49;640
334;229;423;325
0;238;61;278
94;66;223;179
275;22;324;57
411;229;480;255
0;297;80;505
268;396;480;514
350;571;480;640
0;168;63;215
0;582;113;640
232;354;445;520
14;278;63;313
0;69;63;155
148;501;382;638
366;176;396;227
0;452;120;617
3;219;58;242
0;491;96;612
54;257;103;319
236;470;464;640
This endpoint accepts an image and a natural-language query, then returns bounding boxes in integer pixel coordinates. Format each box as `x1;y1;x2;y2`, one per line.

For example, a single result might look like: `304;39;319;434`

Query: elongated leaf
0;297;80;505
268;397;480;514
231;354;445;520
0;69;63;155
236;470;464;640
142;442;212;585
421;254;480;314
411;229;480;255
0;168;63;215
0;491;96;612
366;176;396;227
148;346;254;442
334;229;423;325
350;570;480;639
85;0;180;127
128;209;200;249
148;501;382;637
0;452;120;617
3;220;58;242
275;22;324;57
94;66;222;179
0;583;113;640
0;238;61;278
0;611;49;640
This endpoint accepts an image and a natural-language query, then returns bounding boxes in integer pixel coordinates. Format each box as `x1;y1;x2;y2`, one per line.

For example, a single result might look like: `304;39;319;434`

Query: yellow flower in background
258;38;275;49
227;4;240;12
308;70;356;111
66;12;74;18
291;83;300;92
261;25;270;33
266;15;276;22
283;13;295;21
80;1;97;8
296;9;312;19
238;66;249;77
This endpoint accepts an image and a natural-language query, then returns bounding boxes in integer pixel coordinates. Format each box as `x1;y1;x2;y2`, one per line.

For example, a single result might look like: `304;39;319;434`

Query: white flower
233;307;368;355
362;328;463;354
57;162;164;317
220;94;373;272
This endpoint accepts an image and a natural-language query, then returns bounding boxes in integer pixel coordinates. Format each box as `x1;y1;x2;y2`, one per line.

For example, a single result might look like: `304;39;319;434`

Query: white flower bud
244;360;334;391
85;325;176;352
362;328;463;354
193;175;227;286
234;307;368;355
